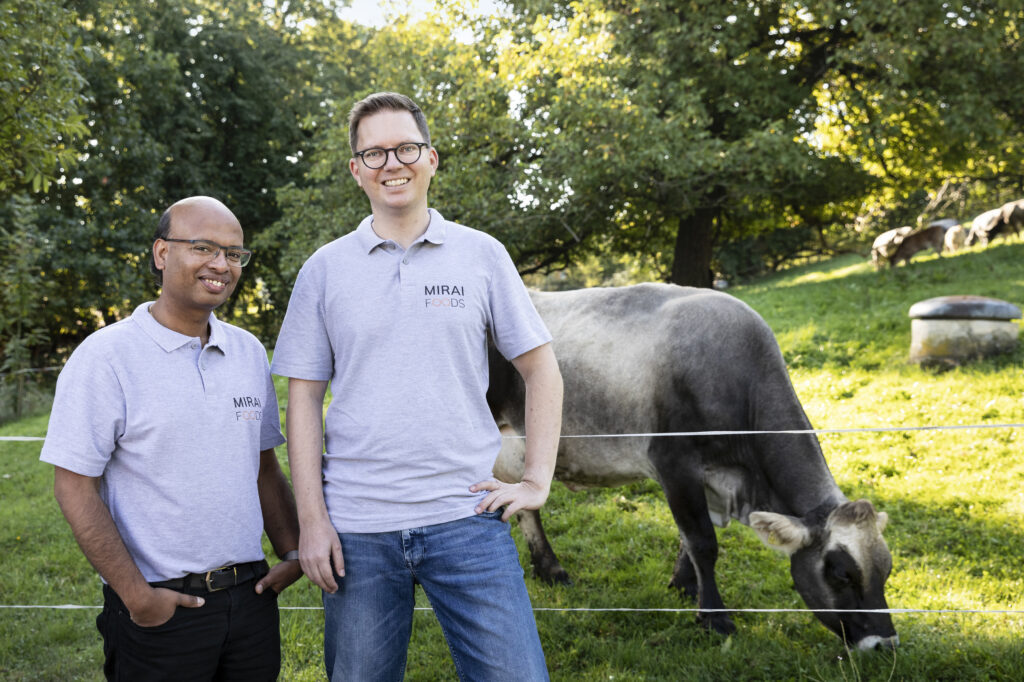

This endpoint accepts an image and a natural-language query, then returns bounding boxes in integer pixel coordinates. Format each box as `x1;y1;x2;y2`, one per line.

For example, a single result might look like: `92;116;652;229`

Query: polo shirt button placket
198;347;213;393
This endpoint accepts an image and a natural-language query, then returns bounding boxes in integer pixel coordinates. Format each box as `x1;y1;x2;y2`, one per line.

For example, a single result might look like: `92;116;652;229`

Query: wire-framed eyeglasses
355;142;430;169
161;238;252;267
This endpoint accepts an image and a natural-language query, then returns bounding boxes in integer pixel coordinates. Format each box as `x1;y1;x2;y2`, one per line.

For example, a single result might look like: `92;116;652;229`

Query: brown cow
888;224;944;266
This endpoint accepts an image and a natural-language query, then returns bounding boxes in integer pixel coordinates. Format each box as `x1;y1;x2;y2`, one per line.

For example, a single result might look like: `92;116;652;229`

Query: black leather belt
151;560;268;593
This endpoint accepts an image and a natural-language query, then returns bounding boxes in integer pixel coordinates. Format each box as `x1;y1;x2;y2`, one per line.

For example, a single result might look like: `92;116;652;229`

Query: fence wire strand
2;604;1022;615
4;421;1024;443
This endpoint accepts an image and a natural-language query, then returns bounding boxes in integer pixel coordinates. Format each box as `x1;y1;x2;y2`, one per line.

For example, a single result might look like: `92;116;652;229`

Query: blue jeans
323;510;549;682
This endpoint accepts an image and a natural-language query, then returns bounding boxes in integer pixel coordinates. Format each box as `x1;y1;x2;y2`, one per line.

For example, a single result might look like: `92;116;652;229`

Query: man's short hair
149;207;173;284
348;92;431;154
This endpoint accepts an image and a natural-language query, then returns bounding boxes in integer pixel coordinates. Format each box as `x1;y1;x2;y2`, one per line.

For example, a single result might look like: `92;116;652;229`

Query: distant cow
888;224;944;266
870;226;912;269
966;199;1024;246
488;284;898;650
944;224;966;253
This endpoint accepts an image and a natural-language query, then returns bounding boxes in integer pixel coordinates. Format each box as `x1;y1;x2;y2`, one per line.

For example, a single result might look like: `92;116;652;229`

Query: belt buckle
204;565;236;592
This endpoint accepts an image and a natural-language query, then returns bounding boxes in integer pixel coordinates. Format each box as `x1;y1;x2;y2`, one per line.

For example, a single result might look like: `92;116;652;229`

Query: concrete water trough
908;295;1022;366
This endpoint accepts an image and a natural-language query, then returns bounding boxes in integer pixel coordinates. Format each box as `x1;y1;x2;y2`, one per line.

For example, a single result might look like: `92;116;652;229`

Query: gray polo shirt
272;209;551;533
40;303;285;582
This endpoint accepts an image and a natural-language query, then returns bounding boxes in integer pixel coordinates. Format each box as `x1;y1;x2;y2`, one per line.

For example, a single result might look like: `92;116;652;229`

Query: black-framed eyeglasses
161;238;252;267
355;142;430;169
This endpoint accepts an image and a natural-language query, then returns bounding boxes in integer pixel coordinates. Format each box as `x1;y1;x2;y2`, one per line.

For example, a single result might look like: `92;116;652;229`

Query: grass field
2;242;1023;680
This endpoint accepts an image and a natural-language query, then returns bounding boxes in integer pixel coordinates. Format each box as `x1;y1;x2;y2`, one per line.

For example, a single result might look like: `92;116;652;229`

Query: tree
0;1;89;416
495;0;1024;285
0;193;57;418
263;7;543;303
810;1;1024;232
0;0;89;193
229;0;1024;306
35;0;348;352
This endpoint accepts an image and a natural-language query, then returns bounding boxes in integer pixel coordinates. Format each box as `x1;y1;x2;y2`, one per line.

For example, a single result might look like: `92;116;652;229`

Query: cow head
749;499;898;651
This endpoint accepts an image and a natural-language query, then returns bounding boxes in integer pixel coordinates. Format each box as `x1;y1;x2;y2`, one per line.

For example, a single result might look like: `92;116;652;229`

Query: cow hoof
697;613;737;636
533;567;572;586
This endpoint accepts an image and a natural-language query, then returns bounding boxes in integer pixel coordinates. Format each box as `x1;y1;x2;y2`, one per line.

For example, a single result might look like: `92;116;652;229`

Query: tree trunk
669;203;718;288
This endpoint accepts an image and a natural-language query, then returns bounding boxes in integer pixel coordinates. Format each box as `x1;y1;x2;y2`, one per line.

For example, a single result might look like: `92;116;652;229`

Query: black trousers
97;579;280;681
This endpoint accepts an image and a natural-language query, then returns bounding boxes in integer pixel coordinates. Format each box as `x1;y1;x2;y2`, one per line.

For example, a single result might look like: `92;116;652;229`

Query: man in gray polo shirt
41;196;302;681
272;92;563;680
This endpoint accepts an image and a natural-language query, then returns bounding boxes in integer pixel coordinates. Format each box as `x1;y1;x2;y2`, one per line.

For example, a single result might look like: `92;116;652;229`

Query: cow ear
749;512;812;556
875;510;889;533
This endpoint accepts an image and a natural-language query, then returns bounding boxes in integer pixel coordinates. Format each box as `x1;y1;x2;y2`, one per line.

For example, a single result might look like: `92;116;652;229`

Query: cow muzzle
854;633;899;652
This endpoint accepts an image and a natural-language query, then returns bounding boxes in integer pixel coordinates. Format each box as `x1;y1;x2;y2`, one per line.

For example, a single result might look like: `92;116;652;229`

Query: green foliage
814;0;1024;189
262;9;553;314
489;0;1024;284
272;0;1024;294
5;0;356;370
715;224;817;281
0;194;57;421
0;0;89;192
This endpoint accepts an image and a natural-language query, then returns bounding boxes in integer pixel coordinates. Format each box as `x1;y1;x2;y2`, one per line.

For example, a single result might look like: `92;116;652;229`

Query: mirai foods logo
424;283;466;309
233;395;263;422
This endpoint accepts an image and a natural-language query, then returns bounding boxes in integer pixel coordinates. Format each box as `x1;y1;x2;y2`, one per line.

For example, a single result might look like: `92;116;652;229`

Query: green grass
3;242;1023;680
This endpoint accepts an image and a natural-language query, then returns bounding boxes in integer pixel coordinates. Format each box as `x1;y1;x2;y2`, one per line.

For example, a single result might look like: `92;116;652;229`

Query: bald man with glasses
42;196;302;681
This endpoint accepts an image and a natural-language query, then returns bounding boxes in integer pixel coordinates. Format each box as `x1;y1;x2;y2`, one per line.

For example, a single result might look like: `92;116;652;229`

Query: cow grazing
870;226;912;269
966;199;1024;246
967;208;1002;246
488;284;898;650
887;224;944;266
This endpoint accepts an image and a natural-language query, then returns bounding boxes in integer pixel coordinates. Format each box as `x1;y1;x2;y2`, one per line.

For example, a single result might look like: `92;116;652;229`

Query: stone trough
908;295;1022;366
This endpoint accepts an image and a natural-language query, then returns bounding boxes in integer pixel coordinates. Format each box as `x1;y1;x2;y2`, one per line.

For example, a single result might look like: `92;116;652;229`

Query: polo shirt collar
206;316;229;354
354;215;384;253
421;209;448;245
354;208;449;254
131;301;228;354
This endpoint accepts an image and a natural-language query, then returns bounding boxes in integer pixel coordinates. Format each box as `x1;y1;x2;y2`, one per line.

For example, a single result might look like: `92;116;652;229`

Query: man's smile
201;277;228;291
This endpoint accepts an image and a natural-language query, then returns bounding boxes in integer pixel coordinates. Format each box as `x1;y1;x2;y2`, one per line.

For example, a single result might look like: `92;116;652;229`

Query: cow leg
668;539;698;599
650;439;736;636
514;508;571;585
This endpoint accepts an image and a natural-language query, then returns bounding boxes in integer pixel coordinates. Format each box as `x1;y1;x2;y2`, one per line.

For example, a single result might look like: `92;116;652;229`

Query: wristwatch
282;550;300;562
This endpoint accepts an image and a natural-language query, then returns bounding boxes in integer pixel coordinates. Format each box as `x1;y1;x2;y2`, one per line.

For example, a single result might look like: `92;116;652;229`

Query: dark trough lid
908;295;1022;320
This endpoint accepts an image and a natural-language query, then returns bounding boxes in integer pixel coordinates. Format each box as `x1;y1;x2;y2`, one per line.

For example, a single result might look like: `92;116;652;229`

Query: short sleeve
487;245;552;361
39;343;126;476
271;261;335;381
